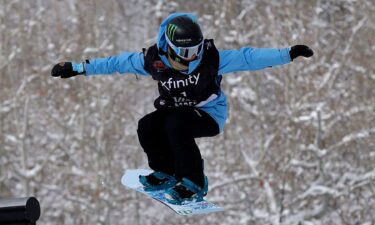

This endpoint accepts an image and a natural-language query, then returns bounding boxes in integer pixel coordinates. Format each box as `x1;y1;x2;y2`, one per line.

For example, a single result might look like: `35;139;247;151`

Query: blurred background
0;0;374;224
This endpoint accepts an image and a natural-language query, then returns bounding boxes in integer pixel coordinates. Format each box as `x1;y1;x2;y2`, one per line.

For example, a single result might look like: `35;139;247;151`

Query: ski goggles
165;34;204;60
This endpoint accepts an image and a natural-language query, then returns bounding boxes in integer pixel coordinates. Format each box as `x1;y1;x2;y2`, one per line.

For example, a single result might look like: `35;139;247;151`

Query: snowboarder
51;12;313;204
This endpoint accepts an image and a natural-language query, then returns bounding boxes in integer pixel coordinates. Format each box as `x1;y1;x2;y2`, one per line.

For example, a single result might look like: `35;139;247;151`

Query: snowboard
121;169;224;216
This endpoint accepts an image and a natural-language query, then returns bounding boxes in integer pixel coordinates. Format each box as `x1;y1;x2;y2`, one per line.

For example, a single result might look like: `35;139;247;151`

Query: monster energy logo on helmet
165;16;203;48
167;24;179;42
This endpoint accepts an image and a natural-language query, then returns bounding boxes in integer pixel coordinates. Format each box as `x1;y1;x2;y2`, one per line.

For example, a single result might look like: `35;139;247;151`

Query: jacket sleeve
218;47;291;75
85;52;150;76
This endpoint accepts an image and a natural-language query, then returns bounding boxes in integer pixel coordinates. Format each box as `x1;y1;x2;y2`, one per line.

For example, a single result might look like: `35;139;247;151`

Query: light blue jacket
83;13;292;132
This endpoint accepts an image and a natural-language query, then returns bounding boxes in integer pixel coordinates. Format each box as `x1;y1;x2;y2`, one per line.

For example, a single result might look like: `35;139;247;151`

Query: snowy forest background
1;0;374;224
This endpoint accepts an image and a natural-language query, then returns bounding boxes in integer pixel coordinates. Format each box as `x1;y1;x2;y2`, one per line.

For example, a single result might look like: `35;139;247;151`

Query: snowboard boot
139;171;177;192
164;176;208;205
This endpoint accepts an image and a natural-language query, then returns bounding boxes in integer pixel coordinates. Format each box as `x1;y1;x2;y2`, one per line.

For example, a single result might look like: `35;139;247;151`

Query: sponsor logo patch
153;60;166;71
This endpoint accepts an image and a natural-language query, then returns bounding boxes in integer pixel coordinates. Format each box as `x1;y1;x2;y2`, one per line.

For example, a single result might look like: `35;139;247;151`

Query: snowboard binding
139;171;177;191
164;176;208;205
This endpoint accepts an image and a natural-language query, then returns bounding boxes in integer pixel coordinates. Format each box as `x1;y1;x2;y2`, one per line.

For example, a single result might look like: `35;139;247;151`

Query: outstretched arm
51;52;150;78
218;45;313;75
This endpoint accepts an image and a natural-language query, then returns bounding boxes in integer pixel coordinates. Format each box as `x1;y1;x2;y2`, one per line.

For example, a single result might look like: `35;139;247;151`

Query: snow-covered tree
1;0;374;224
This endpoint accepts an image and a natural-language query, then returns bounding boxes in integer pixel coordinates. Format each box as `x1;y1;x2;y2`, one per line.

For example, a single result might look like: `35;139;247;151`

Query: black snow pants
137;107;220;187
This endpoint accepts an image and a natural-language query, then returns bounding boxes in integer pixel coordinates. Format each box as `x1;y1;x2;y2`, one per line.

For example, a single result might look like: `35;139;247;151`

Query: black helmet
165;16;204;62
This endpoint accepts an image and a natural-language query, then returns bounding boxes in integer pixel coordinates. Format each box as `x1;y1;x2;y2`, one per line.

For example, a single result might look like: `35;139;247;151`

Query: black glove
289;45;314;61
154;96;174;109
51;62;85;78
